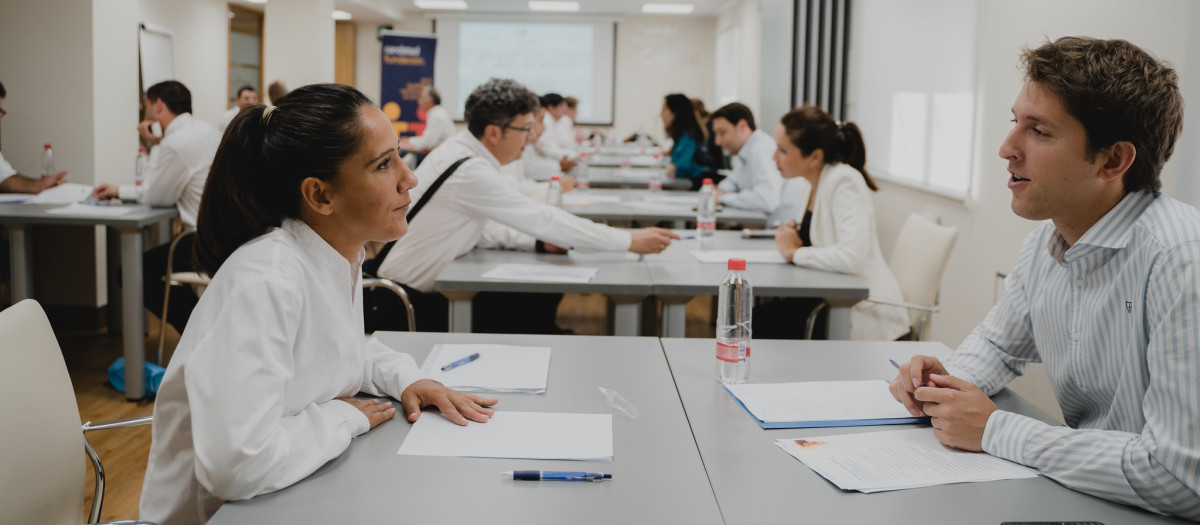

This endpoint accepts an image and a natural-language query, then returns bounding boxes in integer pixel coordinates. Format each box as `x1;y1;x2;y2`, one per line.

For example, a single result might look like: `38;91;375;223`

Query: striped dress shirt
944;190;1200;519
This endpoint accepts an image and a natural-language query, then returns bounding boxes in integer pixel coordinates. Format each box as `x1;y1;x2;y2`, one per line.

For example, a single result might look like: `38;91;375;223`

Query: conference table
433;231;867;338
564;188;768;227
0;202;177;399
534;165;691;190
209;333;1183;524
208;332;724;524
662;338;1187;524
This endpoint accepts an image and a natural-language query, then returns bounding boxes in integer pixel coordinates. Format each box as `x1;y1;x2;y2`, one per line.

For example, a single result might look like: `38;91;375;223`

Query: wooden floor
65;293;716;521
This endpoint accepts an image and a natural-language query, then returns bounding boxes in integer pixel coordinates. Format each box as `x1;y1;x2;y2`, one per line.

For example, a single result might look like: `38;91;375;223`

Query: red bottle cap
44;143;52;149
550;175;561;181
702;178;713;186
138;147;147;153
728;258;746;271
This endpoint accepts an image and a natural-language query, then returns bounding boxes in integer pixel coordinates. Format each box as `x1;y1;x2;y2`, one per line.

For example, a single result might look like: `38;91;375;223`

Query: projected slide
460;22;595;120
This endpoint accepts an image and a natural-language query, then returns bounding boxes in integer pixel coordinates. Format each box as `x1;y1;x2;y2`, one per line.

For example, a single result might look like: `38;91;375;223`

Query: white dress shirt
0;151;16;184
522;142;563;179
717;130;782;214
556;116;577;152
408;105;455;152
530;112;573;167
378;130;631;292
771;177;812;226
218;106;238;132
792;162;910;341
118;113;220;230
140;218;425;525
943;191;1200;519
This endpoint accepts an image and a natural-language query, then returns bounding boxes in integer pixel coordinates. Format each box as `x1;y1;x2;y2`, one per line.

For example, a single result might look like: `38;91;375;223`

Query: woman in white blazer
757;106;910;341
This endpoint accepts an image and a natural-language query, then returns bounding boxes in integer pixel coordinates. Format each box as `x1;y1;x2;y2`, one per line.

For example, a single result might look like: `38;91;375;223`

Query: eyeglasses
504;124;534;135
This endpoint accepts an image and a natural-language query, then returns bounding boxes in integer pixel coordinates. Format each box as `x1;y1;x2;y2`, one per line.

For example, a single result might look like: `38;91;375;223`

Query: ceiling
227;0;731;23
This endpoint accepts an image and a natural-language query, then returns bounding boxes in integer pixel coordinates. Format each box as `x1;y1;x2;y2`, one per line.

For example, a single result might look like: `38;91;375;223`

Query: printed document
398;411;613;461
26;183;94;204
775;427;1038;492
481;263;598;283
422;343;551;394
725;380;926;428
691;250;787;264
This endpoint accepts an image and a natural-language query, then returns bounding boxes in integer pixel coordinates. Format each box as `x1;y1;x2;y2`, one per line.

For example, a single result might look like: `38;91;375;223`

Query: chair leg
804;301;828;340
157;280;173;366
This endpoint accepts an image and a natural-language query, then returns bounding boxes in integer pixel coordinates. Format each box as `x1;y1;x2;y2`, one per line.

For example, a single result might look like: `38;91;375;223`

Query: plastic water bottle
41;143;56;175
135;147;147;187
696;178;717;250
574;153;589;190
716;258;752;384
547;175;563;207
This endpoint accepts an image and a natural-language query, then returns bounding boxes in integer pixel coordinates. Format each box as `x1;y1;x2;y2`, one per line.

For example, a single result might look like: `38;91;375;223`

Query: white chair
806;213;958;340
157;231;210;365
0;299;156;524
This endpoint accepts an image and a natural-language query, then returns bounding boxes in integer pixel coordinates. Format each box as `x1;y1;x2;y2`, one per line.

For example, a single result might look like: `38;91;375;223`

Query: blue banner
380;33;437;137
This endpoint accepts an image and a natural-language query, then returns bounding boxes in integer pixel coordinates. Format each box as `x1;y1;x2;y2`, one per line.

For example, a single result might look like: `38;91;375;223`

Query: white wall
716;0;763;120
613;15;716;140
1175;4;1200;208
137;0;230;128
859;0;1197;419
264;0;336;92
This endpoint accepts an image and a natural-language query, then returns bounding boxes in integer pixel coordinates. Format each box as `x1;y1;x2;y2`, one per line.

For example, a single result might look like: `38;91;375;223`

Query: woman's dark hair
780;106;878;191
194;83;373;275
663;93;706;142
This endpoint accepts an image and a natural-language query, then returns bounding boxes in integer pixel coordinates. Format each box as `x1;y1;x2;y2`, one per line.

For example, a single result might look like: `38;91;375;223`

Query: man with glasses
375;78;678;332
0;81;69;194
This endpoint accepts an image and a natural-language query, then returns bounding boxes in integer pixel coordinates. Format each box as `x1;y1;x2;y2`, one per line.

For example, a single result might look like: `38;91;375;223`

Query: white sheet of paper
422;344;551;393
481;263;598;283
26;183;94;204
563;193;622;206
398;411;613;461
641;194;700;206
568;250;640;263
776;428;1038;493
623;200;691;212
690;250;787;264
0;194;29;204
726;381;915;423
44;202;138;217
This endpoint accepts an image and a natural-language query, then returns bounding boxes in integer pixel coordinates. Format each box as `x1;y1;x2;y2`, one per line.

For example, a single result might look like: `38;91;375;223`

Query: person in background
0;81;68;194
529;92;576;174
398;85;455;155
692;97;725;183
267;80;288;105
504;105;574;196
557;95;579;148
661;93;709;187
761;105;909;341
708;102;781;217
891;37;1200;520
218;85;258;132
94;80;221;335
139;83;496;525
375;78;678;333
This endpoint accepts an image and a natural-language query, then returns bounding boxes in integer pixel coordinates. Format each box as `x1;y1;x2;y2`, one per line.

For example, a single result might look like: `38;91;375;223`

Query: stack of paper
422;343;551;394
45;202;138;217
724;380;927;428
691;250;787;264
481;263;598;283
398;411;613;461
775;428;1038;492
26;183;94;204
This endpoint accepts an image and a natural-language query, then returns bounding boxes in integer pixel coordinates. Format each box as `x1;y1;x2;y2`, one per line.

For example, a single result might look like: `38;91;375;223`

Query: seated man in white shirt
94;80;221;335
556;95;579;150
0;81;68;194
398;85;455;156
374;78;677;333
527;93;577;176
709;102;782;218
217;85;258;132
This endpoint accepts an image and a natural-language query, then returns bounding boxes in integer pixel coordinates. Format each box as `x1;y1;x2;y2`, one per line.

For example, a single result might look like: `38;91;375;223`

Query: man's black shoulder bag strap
362;156;472;277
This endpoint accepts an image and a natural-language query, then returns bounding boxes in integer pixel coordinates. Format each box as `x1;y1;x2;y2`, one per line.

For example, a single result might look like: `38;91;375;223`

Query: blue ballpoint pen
441;352;480;371
891;359;929;387
503;470;613;482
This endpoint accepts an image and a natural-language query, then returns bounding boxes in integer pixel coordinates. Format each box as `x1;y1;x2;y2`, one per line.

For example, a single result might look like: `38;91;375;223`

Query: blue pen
441;352;480;371
503;470;613;482
891;358;929;387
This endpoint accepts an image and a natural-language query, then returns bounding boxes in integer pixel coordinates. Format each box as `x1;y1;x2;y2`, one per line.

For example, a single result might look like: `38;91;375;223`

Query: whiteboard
139;23;175;92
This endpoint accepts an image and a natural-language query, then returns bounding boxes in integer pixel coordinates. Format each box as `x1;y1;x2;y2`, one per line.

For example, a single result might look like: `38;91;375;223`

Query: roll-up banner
380;31;437;137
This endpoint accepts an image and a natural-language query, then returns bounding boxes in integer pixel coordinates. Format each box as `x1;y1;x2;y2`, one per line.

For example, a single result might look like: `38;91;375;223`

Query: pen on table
441;352;480;372
503;470;613;482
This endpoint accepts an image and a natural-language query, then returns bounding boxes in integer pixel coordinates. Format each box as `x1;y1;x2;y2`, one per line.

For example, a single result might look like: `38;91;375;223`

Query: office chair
805;213;958;340
0;299;156;524
362;276;417;333
157;231;210;365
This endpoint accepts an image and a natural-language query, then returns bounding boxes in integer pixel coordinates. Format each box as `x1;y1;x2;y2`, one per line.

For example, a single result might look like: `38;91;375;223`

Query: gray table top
0;202;177;228
645;231;869;298
434;247;654;295
209;332;723;525
565;188;767;226
662;338;1189;525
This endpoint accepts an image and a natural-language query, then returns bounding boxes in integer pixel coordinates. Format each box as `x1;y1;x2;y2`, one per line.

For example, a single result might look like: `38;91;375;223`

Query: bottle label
716;341;750;363
649;181;662;191
697;219;716;231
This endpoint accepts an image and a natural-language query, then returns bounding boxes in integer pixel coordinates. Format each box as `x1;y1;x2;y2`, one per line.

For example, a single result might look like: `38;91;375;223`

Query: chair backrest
888;213;959;329
0;299;87;524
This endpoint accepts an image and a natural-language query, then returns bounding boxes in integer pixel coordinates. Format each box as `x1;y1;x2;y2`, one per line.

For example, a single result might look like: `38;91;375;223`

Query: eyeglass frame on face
503;123;534;135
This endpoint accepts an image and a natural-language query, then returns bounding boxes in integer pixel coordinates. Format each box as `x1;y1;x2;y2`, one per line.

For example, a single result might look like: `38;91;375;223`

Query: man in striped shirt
890;37;1200;519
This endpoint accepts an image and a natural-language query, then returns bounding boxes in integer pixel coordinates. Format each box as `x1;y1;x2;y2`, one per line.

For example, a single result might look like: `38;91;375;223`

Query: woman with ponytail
140;83;497;525
758;105;909;341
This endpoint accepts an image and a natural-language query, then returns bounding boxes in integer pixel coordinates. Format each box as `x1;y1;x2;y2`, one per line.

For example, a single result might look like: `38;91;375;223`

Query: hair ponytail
780;106;879;192
194;83;374;276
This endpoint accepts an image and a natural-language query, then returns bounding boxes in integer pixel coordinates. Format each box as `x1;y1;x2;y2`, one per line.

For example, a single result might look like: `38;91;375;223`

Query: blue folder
723;385;930;429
